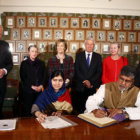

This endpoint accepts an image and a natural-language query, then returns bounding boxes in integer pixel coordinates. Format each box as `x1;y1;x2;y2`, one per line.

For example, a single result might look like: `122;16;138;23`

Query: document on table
0;119;16;131
37;116;77;129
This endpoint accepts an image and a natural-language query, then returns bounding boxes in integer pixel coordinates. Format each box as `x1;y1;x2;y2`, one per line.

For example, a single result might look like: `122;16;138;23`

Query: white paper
0;119;16;131
124;45;129;52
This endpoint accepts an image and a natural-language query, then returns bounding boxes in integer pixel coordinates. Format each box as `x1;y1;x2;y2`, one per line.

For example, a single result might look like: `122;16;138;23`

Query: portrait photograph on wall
16;16;26;28
27;16;36;27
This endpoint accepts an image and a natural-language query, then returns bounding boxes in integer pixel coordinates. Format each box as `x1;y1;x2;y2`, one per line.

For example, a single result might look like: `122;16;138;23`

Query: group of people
0;24;140;123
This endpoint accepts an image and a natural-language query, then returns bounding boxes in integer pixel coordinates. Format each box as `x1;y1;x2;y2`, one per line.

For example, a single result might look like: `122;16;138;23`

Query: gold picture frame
92;18;101;29
97;31;106;41
27;16;36;27
60;17;69;28
54;30;63;40
117;31;126;42
21;29;31;40
86;30;95;40
37;41;47;53
16;16;26;28
133;20;140;30
49;17;58;28
113;19;122;30
128;32;136;42
12;53;20;65
132;44;140;54
32;29;42;40
38;17;47;28
11;28;20;40
122;43;131;54
6;16;15;28
16;41;26;52
70;42;79;53
6;40;15;53
107;31;116;42
71;18;79;28
102;19;111;30
101;43;110;54
65;30;74;40
43;29;53;40
123;20;132;30
75;30;85;40
81;18;90;28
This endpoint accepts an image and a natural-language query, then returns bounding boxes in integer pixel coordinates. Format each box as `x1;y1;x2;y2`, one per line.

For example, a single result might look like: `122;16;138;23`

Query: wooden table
0;115;140;140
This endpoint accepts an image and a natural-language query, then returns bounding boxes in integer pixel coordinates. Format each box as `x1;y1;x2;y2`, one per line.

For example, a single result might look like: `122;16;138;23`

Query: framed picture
6;40;15;52
113;19;122;30
6;16;15;28
38;17;47;28
80;42;85;51
32;29;42;40
75;30;85;40
21;29;31;40
70;42;79;53
132;44;140;54
138;32;140;42
37;41;47;52
122;43;131;54
123;20;132;30
21;53;29;61
12;53;20;65
60;17;69;28
134;20;140;30
92;18;101;29
71;18;79;28
48;42;56;52
27;41;37;50
54;30;63;40
117;32;126;42
49;17;58;28
86;30;95;40
81;18;90;28
27;16;36;27
16;16;26;28
94;43;100;53
107;31;116;42
43;29;52;40
102;19;111;30
65;30;74;40
16;41;26;52
101;43;110;54
11;28;20;40
97;31;106;41
128;32;136;42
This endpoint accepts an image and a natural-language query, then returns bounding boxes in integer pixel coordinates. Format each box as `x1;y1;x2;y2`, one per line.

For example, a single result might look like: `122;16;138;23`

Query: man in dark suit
74;37;102;113
0;26;13;118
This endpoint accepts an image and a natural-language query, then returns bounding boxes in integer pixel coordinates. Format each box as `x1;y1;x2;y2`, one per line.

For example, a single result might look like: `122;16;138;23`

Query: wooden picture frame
12;53;20;65
122;43;131;54
132;44;140;54
54;30;63;40
38;17;47;28
123;20;132;30
16;41;26;52
86;30;95;40
6;40;15;53
32;29;42;40
101;43;110;54
71;18;79;28
37;41;47;52
6;16;15;28
80;42;85;51
27;16;36;27
117;32;126;42
102;19;111;30
138;32;140;42
107;31;116;42
92;18;101;29
70;42;79;53
48;42;56;52
43;29;52;40
16;16;26;28
128;32;136;42
113;19;122;30
49;17;58;28
21;53;29;61
81;18;90;28
94;43;100;54
75;30;85;40
133;20;140;30
97;31;106;41
65;30;74;40
21;29;31;40
11;28;20;40
60;17;69;28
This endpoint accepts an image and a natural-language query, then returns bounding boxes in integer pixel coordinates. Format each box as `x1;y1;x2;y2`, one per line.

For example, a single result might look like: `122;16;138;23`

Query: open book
78;113;118;128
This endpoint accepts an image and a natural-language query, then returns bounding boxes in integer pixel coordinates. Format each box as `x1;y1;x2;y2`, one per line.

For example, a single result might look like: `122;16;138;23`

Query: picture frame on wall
80;42;85;51
123;20;132;30
16;16;26;28
132;44;140;54
21;29;31;40
65;30;74;40
75;30;85;40
32;29;42;40
97;31;106;41
138;32;140;42
54;30;63;40
60;17;69;28
37;41;47;52
6;40;15;52
107;31;116;42
102;19;111;30
27;17;36;27
117;32;126;42
113;19;122;30
12;53;20;65
43;29;52;40
70;42;79;53
134;20;140;30
48;42;56;52
38;17;47;28
71;18;79;28
81;18;90;28
49;17;58;28
92;18;101;29
11;28;20;40
128;32;136;42
21;53;29;61
122;43;131;54
6;16;15;28
94;43;100;54
16;41;26;52
86;30;95;40
101;43;110;54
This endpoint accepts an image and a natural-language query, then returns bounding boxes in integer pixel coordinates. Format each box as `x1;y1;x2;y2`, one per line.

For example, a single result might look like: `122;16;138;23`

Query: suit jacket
75;51;102;92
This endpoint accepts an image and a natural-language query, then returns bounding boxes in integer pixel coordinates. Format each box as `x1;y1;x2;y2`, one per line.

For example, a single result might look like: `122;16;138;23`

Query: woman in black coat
20;45;46;116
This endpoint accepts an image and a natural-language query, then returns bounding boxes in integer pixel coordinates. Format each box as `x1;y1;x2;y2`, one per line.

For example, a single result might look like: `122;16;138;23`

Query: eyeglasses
119;76;133;84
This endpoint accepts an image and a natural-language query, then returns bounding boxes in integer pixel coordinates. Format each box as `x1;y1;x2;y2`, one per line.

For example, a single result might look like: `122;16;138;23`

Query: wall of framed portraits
1;12;140;79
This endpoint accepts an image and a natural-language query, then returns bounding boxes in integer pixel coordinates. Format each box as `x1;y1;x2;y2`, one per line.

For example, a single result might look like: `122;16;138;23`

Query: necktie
87;54;90;67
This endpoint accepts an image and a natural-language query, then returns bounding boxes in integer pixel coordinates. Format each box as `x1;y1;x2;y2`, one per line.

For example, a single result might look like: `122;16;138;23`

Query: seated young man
85;66;140;121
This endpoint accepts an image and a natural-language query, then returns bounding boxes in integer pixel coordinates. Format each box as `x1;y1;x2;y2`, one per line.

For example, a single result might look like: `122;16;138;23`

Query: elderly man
85;66;140;121
74;37;102;113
